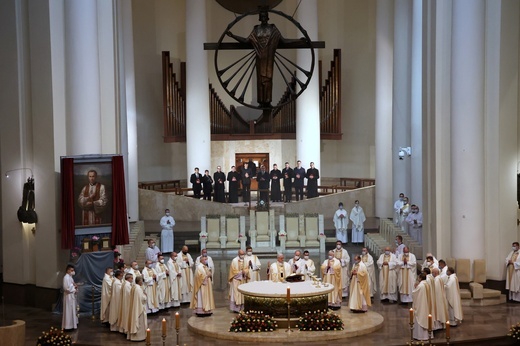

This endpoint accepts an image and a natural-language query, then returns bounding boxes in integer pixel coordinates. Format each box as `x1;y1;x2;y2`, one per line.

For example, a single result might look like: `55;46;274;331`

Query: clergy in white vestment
268;254;292;282
118;273;134;334
195;248;215;274
100;267;114;323
191;256;215;316
321;251;342;308
142;260;159;314
361;248;377;298
176;245;194;303
405;204;423;244
333;240;350;297
424;269;440;330
412;273;431;341
155;255;171;309
432;268;449;330
349;256;371;312
397;247;416;303
394;193;405;226
109;270;123;332
166;252;182;307
395;235;405;257
506;242;520;302
400;197;411;233
421;254;439;271
145;239;161;268
288;250;307;276
438;259;448;283
244;246;262;281
445;267;463;326
333;203;349;243
61;265;78;330
126;261;143;284
127;276;148;341
160;208;175;253
228;250;250;312
350;200;366;244
377;247;398;303
303;250;316;280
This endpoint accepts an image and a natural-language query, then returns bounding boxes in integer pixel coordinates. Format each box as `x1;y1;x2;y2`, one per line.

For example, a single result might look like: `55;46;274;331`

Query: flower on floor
507;322;520;341
36;326;72;346
297;309;344;331
229;310;278;332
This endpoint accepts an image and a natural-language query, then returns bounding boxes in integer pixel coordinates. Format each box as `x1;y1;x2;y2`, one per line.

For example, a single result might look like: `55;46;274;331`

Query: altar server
321;250;342;309
109;270;123;332
176;245;194;303
288;250;307;276
155;255;171;309
445;267;463;326
303;250;316;280
361;248;377;298
333;203;348;243
349;255;371;312
244;246;262;281
377;246;398;303
333;240;350;297
397;247;416;303
160;209;175;254
118;273;134;334
350;200;366;244
228;250;250;312
412;273;431;341
268;253;291;282
100;267;114;323
506;242;520;302
128;276;147;341
61;264;78;330
191;256;215;316
142;260;159;314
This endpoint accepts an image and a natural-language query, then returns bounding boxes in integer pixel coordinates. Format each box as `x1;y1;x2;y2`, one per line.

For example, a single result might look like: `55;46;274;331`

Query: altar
238;280;334;318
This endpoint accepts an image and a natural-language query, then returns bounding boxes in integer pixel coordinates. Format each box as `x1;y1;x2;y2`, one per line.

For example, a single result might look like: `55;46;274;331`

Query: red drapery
111;156;129;245
61;158;75;249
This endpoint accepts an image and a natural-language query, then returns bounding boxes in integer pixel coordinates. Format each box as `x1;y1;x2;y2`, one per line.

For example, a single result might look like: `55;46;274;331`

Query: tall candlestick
428;314;432;331
162;318;167;335
146;328;151;344
175;312;180;329
287;286;291;303
409;308;414;324
446;321;450;338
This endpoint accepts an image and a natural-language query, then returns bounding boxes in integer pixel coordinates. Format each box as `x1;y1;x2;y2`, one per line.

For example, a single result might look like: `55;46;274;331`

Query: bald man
268;254;291;282
228;250;250;312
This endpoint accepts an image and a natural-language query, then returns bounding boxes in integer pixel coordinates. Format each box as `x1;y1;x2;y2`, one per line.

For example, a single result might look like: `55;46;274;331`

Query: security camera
398;147;412;160
398;150;405;160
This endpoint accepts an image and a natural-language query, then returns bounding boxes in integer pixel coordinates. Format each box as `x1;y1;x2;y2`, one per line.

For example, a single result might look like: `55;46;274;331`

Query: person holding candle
445;267;463;326
397;247;416;304
191;256;215;316
412;273;431;340
349;255;371;312
167;252;183;308
128;276;148;341
269;253;291;282
244;246;262;281
228;249;250;312
321;250;342;309
377;246;398;303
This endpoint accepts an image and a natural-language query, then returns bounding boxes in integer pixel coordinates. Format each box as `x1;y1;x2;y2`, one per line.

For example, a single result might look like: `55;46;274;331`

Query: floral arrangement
507;322;520;341
69;247;82;262
91;235;101;244
36;327;72;346
229;310;278;332
297;310;344;331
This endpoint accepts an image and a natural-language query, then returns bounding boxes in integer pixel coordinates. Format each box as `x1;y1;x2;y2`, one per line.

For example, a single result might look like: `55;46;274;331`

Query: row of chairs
364;219;423;259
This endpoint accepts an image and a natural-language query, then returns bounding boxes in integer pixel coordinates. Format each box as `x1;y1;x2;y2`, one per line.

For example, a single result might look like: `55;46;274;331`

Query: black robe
190;173;202;198
257;170;270;202
306;168;320;198
227;171;241;203
202;174;213;200
213;171;226;202
241;167;252;202
270;169;282;201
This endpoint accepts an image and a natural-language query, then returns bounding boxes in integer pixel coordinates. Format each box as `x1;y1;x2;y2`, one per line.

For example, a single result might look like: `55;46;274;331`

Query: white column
410;0;423;208
64;0;101;155
392;0;412;200
296;0;320;174
186;0;211;179
375;0;394;218
450;0;485;261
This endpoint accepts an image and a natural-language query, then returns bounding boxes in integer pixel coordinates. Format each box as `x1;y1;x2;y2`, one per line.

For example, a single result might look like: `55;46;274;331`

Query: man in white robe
377;246;398;303
350;200;366;244
421;253;439;271
166;252;182;307
432;268;449;330
394;193;405;226
191;256;215;316
445;267;463;326
142;260;159;314
333;240;350;297
333;202;349;243
61;265;78;330
228;250;249;312
100;267;114;323
405;204;423;244
506;242;520;302
118;273;133;334
412;273;431;341
321;251;342;309
288;249;307;276
109;270;123;332
176;245;194;303
438;259;448;283
400;197;411;233
244;246;262;281
126;261;142;284
268;253;292;282
155;255;171;309
423;267;440;330
128;276;147;341
160;208;175;253
361;248;377;299
395;235;405;257
397;247;416;304
145;239;161;268
349;255;371;312
195;248;215;274
303;250;316;280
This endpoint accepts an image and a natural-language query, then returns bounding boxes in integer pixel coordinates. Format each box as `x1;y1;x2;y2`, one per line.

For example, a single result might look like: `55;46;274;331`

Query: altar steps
122;220;145;263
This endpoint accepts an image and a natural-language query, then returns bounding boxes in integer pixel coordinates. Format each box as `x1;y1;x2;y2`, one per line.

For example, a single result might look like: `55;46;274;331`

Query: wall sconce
4;167;37;224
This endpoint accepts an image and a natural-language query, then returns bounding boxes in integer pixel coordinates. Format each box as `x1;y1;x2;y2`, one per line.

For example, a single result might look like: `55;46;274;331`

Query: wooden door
235;153;270;190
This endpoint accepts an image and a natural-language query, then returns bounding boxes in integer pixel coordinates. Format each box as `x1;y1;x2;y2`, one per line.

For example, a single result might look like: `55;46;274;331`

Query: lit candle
162;318;167;336
146;328;151;344
428;314;432;331
175;312;180;330
445;321;450;338
409;308;414;324
287;286;291;303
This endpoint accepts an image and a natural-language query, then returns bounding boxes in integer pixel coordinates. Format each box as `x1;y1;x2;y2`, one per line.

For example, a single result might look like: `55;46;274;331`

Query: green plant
229;310;278;332
297;309;344;331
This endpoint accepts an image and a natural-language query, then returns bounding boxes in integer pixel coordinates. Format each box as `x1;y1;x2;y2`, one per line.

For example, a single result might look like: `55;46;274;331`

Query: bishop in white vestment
333;241;350;297
177;246;195;303
397;248;416;303
167;253;182;307
228;250;249;312
361;248;377;298
445;268;463;326
128;277;148;341
377;247;398;302
412;273;431;341
268;254;292;282
349;257;371;312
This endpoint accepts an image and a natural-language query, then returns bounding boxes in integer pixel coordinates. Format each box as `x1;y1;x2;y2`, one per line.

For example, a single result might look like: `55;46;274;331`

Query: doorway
235;153;270;190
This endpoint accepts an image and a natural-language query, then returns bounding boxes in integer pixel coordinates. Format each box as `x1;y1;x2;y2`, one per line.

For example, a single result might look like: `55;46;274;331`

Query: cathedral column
374;0;394;218
64;0;102;155
296;0;320;174
186;0;211;179
450;0;485;261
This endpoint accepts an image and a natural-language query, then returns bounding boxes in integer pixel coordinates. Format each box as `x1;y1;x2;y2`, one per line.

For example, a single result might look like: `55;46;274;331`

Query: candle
146;328;151;344
409;308;414;324
446;321;450;338
175;312;180;330
287;286;291;303
162;318;167;336
428;314;432;331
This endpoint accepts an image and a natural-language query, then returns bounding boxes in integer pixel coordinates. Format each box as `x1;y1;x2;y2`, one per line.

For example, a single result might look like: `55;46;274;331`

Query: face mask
355;261;360;265
109;272;114;277
166;213;170;216
294;256;300;261
247;251;252;256
395;241;399;245
160;259;164;264
304;255;309;260
239;255;245;260
151;243;155;247
404;253;409;256
336;245;341;250
400;197;404;201
148;264;153;269
385;251;390;255
339;206;343;209
361;251;367;255
355;204;359;207
427;261;432;265
513;247;518;251
173;257;177;261
328;256;334;260
133;265;139;270
202;253;208;257
70;271;75;276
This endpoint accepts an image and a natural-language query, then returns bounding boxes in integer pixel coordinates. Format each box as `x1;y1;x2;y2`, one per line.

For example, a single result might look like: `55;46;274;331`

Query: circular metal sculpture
215;0;282;14
213;8;315;110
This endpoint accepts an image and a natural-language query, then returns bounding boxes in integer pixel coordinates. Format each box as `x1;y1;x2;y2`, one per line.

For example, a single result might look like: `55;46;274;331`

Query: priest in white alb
349;255;371;312
177;245;194;303
109;270;123;332
432;268;449;330
445;267;463;326
167;252;182;308
377;246;398;303
160;208;175;254
118;273;134;334
268;253;291;282
100;267;114;323
333;240;350;298
397;247;416;303
228;249;249;313
321;250;342;309
361;247;377;299
412;273;431;341
142;260;159;314
350;200;366;245
288;250;307;276
155;255;171;309
506;242;520;302
191;256;215;316
303;250;316;280
61;264;78;330
127;276;147;341
333;202;348;243
244;246;262;281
